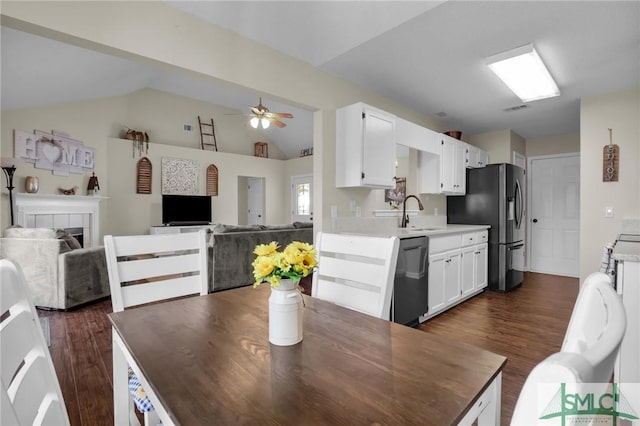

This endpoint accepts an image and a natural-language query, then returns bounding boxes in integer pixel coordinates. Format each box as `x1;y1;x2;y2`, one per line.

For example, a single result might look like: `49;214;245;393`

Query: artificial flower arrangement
252;241;318;288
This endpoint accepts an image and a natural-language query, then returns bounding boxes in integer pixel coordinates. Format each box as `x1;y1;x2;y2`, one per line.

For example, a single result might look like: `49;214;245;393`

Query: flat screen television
162;194;212;225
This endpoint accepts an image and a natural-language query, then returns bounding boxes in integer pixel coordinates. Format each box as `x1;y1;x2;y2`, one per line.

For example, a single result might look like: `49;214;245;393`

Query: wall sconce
2;164;17;225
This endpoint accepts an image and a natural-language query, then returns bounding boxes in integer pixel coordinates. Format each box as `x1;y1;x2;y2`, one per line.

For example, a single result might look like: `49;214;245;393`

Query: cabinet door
362;108;396;187
467;145;479;168
475;243;488;290
454;141;467;194
460;246;476;297
440;137;456;193
428;253;446;314
444;250;461;305
477;149;489;167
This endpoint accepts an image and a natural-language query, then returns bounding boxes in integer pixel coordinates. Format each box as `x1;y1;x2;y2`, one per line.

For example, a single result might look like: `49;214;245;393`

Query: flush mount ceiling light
487;43;560;102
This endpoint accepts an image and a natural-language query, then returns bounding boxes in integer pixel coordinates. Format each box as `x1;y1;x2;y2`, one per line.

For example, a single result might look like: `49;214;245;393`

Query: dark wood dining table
109;284;506;425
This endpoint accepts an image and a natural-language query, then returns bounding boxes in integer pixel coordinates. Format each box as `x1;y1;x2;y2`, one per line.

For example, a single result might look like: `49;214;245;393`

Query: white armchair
0;227;109;309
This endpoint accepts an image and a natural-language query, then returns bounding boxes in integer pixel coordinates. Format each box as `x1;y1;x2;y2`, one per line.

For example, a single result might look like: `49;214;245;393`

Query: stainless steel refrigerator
447;163;525;292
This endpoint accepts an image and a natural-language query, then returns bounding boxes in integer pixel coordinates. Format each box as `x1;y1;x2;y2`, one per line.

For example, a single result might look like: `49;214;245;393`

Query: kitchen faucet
401;195;424;228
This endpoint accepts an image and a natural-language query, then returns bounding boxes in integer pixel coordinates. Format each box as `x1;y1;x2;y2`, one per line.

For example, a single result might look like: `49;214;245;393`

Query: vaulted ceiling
2;1;639;157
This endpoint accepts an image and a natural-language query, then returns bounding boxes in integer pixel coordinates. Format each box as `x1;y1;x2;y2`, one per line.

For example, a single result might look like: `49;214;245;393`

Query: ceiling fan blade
269;118;287;128
250;106;262;115
267;112;293;119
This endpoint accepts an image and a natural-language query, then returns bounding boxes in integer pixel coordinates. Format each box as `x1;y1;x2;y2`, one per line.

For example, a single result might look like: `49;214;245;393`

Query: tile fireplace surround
14;193;106;248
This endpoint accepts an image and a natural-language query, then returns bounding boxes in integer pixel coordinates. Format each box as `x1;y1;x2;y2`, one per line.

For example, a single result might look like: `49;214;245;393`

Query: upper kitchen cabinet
467;144;489;168
419;133;467;195
336;102;396;188
396;117;439;154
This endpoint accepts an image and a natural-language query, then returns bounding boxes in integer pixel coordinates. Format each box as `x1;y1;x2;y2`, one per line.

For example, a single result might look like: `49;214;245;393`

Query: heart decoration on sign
42;143;61;164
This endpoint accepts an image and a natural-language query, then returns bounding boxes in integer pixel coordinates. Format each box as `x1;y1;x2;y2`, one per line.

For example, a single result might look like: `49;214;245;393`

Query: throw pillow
55;229;82;250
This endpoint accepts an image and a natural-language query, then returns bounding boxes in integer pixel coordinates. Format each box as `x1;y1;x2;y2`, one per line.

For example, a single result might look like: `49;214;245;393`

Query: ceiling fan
249;97;293;129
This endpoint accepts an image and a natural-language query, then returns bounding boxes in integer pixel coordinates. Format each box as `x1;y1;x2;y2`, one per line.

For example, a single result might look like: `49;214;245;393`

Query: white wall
580;87;640;280
106;138;296;236
526;132;579;157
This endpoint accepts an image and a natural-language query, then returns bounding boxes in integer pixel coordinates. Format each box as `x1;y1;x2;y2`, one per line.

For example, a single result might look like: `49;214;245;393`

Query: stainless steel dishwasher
391;236;429;327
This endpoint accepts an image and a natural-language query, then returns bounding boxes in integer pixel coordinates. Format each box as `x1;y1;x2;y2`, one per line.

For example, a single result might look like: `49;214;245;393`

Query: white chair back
312;232;399;320
511;272;626;425
104;229;209;312
561;272;626;383
1;259;70;426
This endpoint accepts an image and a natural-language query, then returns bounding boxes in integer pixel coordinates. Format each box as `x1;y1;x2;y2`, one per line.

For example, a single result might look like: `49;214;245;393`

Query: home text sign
14;130;96;176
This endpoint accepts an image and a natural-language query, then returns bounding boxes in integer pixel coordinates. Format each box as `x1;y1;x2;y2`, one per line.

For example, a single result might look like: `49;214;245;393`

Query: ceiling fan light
250;117;259;128
261;118;270;129
486;43;559;102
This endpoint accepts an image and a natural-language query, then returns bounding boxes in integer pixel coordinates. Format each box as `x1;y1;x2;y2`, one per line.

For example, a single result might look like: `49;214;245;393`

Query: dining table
109;284;507;425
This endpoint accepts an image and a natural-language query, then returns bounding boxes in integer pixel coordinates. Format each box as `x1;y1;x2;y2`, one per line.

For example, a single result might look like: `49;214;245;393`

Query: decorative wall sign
254;142;268;158
603;128;619;182
14;129;95;176
385;177;406;209
161;157;198;194
206;164;219;196
136;157;152;194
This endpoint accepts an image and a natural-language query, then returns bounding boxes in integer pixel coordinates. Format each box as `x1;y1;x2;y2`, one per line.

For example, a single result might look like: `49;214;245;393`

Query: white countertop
341;224;490;239
612;240;640;262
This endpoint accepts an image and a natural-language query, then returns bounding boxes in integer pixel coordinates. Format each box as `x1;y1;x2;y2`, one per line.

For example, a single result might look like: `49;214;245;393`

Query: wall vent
503;105;529;112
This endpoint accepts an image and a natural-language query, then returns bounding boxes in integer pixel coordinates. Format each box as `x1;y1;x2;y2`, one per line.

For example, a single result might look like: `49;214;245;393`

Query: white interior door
247;177;265;225
528;154;580;277
291;174;313;223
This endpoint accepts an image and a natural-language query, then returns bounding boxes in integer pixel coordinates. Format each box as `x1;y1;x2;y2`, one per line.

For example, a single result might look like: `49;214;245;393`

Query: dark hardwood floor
38;272;578;425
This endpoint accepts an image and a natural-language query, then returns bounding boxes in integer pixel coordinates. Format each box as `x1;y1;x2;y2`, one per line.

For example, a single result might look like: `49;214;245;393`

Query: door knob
532;218;538;223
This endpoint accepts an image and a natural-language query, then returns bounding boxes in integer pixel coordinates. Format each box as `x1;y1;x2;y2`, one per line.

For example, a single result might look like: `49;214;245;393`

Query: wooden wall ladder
198;116;218;151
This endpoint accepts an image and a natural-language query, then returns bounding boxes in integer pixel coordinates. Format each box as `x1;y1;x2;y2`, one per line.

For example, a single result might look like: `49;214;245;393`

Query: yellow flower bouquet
252;241;318;288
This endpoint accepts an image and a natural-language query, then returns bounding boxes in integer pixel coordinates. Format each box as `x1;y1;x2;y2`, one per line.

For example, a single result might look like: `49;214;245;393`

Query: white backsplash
332;215;447;233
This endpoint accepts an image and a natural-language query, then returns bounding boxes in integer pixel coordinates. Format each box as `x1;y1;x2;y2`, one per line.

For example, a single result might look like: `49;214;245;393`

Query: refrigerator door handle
515;179;523;230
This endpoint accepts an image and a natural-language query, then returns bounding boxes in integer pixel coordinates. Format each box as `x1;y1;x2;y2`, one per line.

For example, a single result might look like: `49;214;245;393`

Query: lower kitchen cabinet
424;230;488;321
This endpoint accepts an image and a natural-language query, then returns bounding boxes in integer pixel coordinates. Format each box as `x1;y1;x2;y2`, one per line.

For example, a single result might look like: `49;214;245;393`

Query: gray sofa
209;223;313;292
0;227;110;309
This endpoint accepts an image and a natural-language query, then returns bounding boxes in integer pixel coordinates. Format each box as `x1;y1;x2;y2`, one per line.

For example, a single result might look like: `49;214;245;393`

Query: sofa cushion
55;229;82;250
293;221;313;228
3;227;57;239
212;224;264;233
262;224;295;230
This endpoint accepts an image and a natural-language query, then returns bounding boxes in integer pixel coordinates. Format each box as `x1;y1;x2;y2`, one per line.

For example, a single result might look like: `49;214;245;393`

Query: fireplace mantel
15;193;107;248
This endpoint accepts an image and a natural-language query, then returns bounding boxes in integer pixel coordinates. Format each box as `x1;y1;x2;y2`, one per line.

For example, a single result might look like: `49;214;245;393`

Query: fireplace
14;193;106;248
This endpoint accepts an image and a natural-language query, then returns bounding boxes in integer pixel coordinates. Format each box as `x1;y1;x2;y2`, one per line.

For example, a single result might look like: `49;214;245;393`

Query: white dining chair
312;232;399;320
1;259;70;426
511;272;626;425
104;229;209;426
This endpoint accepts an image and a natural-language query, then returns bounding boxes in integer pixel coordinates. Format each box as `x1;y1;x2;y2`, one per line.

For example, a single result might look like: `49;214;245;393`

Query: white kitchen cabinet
475;243;488;290
419;134;467;195
461;245;476;298
336;102;396;188
467;144;489;168
444;250;462;305
428;252;447;314
425;229;488;321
